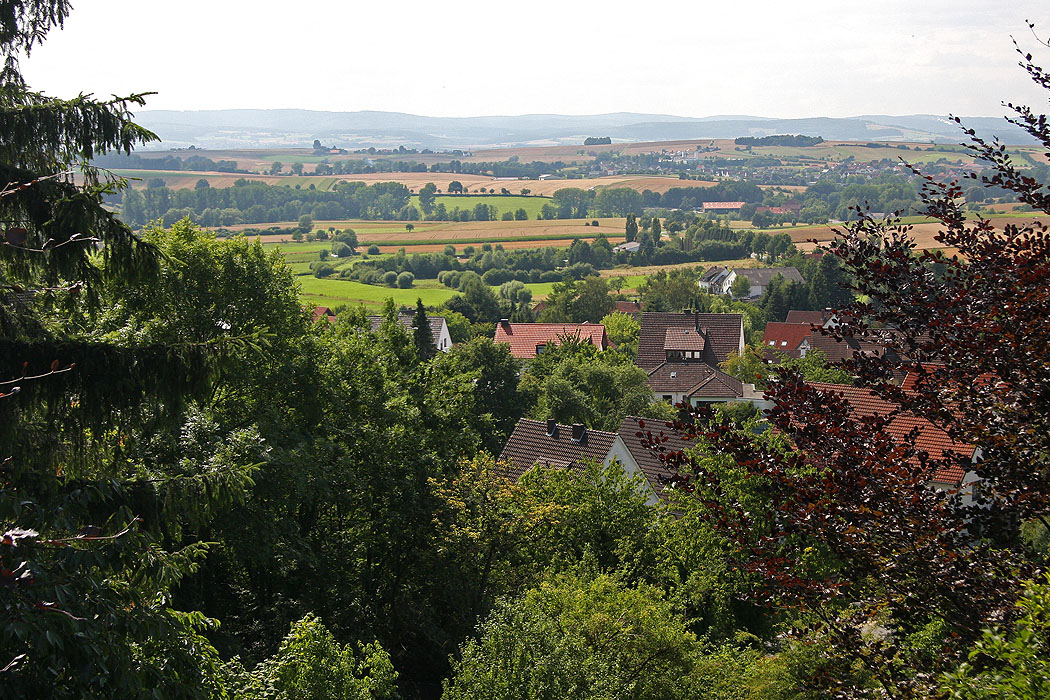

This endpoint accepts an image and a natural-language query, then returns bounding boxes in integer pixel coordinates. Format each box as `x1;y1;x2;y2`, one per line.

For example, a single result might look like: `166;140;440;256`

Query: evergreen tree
1;4;233;695
651;215;662;241
625;213;638;242
413;297;434;361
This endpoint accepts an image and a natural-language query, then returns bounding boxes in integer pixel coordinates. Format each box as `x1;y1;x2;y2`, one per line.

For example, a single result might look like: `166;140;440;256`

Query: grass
410;194;550;220
297;277;459;308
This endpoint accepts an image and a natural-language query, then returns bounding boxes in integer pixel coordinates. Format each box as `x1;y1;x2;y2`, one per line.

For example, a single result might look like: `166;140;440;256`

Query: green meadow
410;194;549;219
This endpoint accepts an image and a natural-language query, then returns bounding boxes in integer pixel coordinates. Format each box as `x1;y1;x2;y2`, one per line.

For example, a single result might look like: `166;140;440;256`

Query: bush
444;244;456;256
383;271;398;286
319;249;329;261
368;244;380;255
331;241;352;257
481;268;512;286
313;262;336;278
539;270;564;283
396;271;415;288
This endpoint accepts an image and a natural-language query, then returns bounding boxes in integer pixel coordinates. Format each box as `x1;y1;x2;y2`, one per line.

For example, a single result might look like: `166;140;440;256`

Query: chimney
546;419;557;437
571;423;586;444
500;318;510;327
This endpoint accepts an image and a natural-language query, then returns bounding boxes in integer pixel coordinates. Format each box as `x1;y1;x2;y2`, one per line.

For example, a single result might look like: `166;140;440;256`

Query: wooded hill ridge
134;109;1038;150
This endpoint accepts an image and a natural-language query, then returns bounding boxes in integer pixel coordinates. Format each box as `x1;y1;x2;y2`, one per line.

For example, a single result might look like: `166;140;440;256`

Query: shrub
368;244;380;255
313;262;336;278
383;271;398;286
396;271;415;288
331;241;352;257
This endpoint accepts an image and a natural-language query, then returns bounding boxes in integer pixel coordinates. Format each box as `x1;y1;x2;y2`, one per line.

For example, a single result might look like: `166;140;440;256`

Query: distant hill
131;109;1035;151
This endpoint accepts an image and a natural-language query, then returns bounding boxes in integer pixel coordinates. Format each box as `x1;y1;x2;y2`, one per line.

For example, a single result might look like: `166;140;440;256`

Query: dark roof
637;312;743;370
733;267;805;287
367;313;445;347
664;328;706;352
699;265;730;284
646;362;744;398
617;416;694;500
494;322;608;359
498;419;619;481
785;309;836;325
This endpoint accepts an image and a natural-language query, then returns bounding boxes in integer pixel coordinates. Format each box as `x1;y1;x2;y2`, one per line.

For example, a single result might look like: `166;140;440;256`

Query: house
801;382;979;498
719;267;805;297
637;311;765;408
312;306;337;324
367;313;453;352
701;201;746;214
785;309;838;328
646;361;766;406
697;265;731;293
613;240;641;254
494;321;608;359
762;321;883;363
498;416;699;504
637;312;744;371
613;300;642;317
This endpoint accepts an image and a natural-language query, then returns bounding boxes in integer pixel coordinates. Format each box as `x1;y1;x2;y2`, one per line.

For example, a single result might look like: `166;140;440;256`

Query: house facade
717;267;805;297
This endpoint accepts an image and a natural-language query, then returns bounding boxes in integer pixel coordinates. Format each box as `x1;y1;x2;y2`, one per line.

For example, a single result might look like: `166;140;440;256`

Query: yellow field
785;214;1050;254
242;218;629;248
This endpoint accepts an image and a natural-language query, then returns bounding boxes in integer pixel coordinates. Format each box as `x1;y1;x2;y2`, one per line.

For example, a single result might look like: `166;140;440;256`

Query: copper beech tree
640;32;1050;700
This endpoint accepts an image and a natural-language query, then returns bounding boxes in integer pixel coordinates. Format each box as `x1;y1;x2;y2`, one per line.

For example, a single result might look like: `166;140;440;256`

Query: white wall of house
605;436;661;506
434;318;453;352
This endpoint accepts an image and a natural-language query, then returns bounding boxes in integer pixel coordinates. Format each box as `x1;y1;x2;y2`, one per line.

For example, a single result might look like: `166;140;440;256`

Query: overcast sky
19;1;1050;118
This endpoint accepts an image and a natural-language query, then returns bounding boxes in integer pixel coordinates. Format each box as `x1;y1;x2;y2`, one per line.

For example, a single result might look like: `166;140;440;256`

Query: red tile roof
494;322;608;359
637;312;743;370
614;300;643;315
806;382;975;485
312;306;336;323
763;322;812;352
703;201;746;209
499;419;619;481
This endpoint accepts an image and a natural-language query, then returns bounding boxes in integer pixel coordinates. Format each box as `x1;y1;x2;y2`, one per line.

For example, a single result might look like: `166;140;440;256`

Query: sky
19;0;1050;118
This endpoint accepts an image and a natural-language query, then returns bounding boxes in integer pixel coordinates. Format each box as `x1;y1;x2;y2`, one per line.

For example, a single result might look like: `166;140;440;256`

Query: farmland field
246;218;628;246
409;194;549;220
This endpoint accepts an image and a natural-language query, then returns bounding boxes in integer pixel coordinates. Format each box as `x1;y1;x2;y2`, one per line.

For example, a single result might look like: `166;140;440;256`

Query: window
536;344;546;354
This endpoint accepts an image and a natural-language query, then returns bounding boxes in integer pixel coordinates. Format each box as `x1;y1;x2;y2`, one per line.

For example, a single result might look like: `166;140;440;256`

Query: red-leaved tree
642;27;1050;700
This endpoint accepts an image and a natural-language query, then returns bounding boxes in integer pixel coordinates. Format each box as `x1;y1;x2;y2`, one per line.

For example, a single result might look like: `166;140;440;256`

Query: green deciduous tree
443;574;697;700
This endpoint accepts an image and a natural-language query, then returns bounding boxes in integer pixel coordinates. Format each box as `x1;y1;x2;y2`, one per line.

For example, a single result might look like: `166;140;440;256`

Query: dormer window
536;344;546;354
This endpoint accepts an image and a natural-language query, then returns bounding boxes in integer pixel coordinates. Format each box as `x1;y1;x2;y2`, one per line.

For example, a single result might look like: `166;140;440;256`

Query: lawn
297;276;459;308
409;194;550;220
